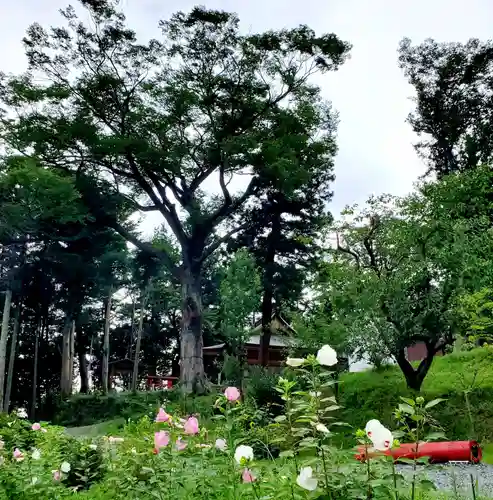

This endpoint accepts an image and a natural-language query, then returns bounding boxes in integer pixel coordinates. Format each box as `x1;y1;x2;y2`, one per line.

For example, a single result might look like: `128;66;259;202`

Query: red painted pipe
355;441;482;464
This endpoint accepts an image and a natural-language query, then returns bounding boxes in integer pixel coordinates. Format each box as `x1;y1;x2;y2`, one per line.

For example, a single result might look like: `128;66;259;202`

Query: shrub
245;366;284;416
0;414;36;452
52;390;171;427
55;436;105;490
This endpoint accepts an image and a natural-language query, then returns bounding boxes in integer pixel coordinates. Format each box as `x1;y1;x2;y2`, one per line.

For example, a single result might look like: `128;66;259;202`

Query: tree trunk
4;304;21;412
180;268;206;393
60;314;74;396
260;288;274;366
30;319;42;420
259;213;280;366
102;289;113;394
77;331;89;394
69;320;75;389
395;344;437;392
131;290;147;391
0;289;13;409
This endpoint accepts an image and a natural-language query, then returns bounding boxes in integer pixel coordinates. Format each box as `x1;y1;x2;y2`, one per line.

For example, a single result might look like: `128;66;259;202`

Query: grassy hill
338;347;493;444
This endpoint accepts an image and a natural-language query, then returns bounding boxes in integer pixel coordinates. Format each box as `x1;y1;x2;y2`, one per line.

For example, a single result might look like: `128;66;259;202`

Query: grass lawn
482;443;493;465
65;417;126;438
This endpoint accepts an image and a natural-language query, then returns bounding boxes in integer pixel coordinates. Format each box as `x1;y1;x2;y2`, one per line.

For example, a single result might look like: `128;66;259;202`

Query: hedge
52;390;217;427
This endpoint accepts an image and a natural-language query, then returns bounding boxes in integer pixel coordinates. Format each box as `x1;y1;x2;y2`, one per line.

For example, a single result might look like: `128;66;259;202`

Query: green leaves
219;249;261;348
424;398;446;410
0;157;87;240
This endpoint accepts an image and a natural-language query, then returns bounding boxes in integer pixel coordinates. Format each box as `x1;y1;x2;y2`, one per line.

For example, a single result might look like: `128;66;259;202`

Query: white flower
108;436;124;444
60;461;71;473
309;391;322;398
296;466;318;491
371;425;393;451
315;423;330;434
31;477;38;485
365;419;393;451
89;444;98;450
365;419;382;438
131;448;137;455
31;449;41;460
286;357;305;367
16;408;28;419
316;345;338;366
215;438;227;451
234;445;254;464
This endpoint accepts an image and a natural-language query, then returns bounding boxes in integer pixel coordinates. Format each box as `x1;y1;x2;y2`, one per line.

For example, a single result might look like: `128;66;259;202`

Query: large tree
231;112;336;365
0;0;350;391
398;37;493;178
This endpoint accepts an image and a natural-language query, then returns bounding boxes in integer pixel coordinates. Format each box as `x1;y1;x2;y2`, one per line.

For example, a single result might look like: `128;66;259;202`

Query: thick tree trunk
69;320;75;388
131;290;147;391
102;290;113;394
180;268;206;393
260;288;273;366
78;349;89;393
4;305;21;412
30;319;42;420
76;327;89;394
60;314;74;396
395;344;437;392
259;213;280;366
0;289;13;409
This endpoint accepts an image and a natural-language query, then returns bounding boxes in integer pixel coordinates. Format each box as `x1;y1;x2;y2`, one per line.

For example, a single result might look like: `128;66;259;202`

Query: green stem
470;473;477;500
250;480;261;499
411;427;419;500
286;396;299;473
392;458;399;500
321;446;332;499
464;391;475;439
226;408;238;499
366;443;372;500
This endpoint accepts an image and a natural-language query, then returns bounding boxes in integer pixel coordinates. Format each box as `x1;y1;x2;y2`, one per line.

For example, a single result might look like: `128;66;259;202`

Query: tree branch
199;222;249;264
335;233;360;269
124;152;188;247
108;220;180;281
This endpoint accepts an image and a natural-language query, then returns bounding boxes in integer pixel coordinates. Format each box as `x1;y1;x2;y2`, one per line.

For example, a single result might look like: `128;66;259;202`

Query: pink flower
31;423;41;431
155;408;170;423
154;431;170;451
224;387;241;402
13;448;24;461
242;468;256;483
52;470;61;481
184;416;199;435
175;437;187;451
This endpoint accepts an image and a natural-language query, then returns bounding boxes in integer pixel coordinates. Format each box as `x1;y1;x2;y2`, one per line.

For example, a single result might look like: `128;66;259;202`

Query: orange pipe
355;441;481;464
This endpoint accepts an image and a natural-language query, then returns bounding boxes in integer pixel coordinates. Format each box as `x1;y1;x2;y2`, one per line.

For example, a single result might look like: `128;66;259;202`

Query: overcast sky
1;0;492;236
